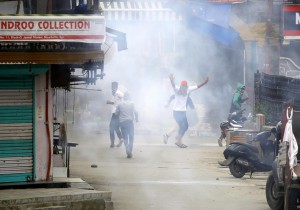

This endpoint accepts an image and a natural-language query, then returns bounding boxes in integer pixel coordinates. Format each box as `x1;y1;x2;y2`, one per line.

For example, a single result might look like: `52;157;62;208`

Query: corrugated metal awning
100;1;182;21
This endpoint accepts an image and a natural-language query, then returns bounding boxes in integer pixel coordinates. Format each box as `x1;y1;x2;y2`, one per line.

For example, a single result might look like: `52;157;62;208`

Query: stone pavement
67;123;271;210
0;178;113;210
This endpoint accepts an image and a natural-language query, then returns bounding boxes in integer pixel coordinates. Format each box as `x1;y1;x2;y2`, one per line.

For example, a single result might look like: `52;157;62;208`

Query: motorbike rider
217;84;248;147
229;83;249;122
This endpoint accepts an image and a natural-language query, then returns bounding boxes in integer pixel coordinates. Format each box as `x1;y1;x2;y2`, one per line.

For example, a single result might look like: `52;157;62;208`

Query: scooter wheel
229;160;246;178
265;173;284;210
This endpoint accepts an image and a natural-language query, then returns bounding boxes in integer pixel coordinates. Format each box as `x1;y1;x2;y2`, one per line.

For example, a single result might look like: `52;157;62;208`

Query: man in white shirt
169;74;209;148
115;92;138;158
163;94;195;144
106;81;124;148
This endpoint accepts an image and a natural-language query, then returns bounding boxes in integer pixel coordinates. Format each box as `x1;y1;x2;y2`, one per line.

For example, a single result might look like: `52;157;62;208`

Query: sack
282;107;298;172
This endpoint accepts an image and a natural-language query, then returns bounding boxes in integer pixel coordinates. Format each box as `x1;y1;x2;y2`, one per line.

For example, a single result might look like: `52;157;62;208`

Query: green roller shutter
0;77;34;183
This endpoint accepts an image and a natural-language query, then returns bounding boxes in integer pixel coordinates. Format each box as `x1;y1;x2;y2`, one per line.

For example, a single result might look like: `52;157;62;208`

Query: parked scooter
219;128;276;178
217;109;245;147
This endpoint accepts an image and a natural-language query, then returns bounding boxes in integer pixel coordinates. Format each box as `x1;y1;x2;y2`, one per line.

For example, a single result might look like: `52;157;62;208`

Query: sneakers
175;142;188;148
110;143;115;148
218;138;223;147
163;134;169;144
127;153;132;159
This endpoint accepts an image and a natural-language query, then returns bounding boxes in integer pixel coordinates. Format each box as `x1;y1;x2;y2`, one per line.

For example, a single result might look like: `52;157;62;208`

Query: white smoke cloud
64;4;248;137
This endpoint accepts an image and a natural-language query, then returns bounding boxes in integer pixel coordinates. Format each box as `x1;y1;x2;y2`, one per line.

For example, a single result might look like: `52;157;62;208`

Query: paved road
68;124;270;210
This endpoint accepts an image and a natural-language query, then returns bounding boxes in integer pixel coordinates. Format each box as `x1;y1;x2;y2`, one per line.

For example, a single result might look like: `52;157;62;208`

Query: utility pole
265;0;280;75
265;0;273;74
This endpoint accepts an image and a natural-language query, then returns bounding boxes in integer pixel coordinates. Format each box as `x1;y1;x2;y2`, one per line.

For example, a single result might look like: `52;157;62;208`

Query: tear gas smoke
57;2;259;150
65;25;245;140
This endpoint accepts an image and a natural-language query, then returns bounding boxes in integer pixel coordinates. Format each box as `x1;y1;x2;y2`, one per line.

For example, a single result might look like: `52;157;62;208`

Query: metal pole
46;0;52;14
67;146;70;177
72;88;75;124
72;0;77;9
265;0;273;74
243;49;246;85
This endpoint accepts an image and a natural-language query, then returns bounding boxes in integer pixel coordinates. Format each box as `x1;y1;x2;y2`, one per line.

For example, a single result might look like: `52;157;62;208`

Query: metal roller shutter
100;1;182;21
0;77;34;183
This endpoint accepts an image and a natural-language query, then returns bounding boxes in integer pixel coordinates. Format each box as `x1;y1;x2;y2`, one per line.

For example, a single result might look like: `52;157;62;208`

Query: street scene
1;0;300;210
69;123;270;210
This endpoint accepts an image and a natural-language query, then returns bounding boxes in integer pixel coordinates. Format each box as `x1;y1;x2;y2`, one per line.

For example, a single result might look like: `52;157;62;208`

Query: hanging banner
283;5;300;40
0;15;106;43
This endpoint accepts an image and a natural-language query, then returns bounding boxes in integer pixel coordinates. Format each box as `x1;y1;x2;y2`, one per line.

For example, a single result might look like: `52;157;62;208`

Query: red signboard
283;5;300;39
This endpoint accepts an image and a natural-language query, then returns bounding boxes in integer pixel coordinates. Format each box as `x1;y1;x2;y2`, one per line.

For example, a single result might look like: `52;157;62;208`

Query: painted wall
35;73;54;181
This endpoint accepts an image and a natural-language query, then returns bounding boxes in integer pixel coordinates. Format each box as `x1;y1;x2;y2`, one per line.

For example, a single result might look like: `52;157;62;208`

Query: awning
102;27;127;64
99;1;182;21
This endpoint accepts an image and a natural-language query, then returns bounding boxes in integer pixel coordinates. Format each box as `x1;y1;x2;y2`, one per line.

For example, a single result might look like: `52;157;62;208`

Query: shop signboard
283;5;300;40
0;15;105;43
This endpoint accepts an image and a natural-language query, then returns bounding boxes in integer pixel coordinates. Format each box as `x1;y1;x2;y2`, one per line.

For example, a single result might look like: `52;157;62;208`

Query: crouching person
115;92;138;158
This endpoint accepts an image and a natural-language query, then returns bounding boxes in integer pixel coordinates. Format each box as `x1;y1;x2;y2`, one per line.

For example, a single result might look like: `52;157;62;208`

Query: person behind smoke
106;81;124;148
169;73;209;148
163;94;195;144
229;83;248;122
115;92;138;158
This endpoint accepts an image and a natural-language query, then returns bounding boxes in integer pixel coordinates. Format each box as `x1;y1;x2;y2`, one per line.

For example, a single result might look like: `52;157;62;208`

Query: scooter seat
229;142;259;153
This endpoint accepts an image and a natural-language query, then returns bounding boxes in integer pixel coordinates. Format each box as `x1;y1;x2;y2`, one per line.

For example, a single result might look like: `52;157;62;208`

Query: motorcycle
219;128;276;178
217;109;245;147
264;122;285;210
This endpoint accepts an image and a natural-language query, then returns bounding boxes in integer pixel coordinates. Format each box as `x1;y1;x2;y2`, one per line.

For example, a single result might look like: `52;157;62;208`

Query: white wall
35;74;54;181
